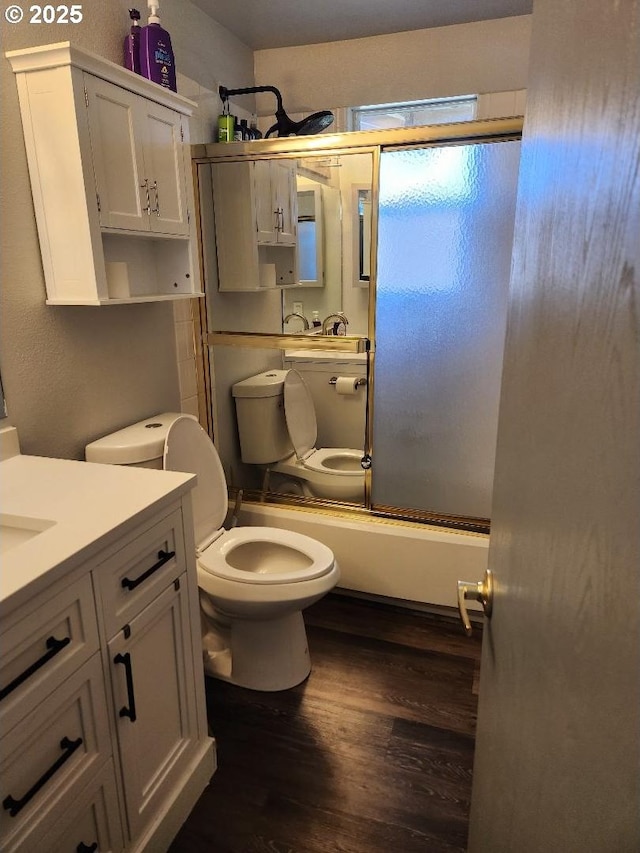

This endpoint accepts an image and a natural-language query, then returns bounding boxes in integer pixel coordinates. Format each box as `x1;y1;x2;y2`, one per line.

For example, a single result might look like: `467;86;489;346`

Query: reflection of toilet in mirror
232;368;366;502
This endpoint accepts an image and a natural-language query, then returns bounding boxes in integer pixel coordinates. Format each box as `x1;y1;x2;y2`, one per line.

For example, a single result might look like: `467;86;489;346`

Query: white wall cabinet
85;76;190;237
0;495;215;853
208;158;299;291
7;42;203;305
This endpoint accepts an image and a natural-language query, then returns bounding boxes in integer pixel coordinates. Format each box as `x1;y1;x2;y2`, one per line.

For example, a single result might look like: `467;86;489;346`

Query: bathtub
237;502;487;612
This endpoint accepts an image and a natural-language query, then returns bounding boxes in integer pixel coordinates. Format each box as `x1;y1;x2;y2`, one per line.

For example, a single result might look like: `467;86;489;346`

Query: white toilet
232;369;366;502
85;413;340;691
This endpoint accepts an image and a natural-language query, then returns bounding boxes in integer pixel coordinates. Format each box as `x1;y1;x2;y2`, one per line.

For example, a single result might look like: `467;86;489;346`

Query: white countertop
0;455;195;612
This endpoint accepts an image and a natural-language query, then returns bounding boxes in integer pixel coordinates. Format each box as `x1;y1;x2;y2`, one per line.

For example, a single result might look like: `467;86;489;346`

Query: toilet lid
283;370;317;460
163;416;228;550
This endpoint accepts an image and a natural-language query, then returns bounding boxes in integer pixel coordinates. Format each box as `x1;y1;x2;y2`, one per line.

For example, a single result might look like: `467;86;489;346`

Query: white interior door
467;1;640;850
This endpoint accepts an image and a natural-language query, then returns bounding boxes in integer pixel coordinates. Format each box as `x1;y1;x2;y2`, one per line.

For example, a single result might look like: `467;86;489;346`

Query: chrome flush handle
457;569;493;637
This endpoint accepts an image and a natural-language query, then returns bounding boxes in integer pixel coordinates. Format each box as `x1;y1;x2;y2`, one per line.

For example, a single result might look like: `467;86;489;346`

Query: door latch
457;569;493;637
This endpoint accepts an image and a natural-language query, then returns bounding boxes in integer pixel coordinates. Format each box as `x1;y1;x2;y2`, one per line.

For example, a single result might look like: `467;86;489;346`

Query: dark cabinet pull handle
0;635;71;702
114;652;137;722
2;736;83;817
121;549;175;591
77;842;98;853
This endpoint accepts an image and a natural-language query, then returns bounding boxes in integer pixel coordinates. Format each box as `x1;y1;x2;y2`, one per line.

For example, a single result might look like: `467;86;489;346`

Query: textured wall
254;16;531;114
0;0;253;459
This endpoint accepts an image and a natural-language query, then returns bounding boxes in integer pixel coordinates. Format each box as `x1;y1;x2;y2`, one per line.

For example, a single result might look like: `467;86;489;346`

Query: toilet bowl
232;369;365;502
85;413;340;691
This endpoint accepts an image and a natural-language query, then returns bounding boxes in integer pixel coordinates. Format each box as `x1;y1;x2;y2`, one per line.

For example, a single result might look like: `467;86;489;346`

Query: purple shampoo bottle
123;8;142;75
140;1;177;92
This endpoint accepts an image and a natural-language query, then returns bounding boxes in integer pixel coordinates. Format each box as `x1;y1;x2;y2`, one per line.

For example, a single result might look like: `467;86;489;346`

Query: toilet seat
198;526;335;585
302;447;363;476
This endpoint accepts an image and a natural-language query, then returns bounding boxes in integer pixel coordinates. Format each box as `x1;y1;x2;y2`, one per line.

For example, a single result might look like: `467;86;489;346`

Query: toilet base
204;610;311;691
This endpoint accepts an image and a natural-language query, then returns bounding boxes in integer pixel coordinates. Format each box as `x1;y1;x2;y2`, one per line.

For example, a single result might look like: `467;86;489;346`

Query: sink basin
0;514;56;554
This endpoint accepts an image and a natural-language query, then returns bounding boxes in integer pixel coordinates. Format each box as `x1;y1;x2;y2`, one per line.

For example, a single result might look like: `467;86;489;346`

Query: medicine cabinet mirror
197;151;374;339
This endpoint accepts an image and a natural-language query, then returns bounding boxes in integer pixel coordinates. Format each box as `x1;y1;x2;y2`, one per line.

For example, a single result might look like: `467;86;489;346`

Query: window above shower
349;96;477;132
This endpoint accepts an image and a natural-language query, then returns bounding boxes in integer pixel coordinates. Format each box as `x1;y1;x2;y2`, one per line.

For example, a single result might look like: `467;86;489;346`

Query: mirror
195;149;374;508
283;153;373;338
199;152;373;338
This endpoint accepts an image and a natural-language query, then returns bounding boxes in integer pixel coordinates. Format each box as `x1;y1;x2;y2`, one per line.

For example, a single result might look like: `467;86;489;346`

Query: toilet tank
85;413;185;468
232;370;293;464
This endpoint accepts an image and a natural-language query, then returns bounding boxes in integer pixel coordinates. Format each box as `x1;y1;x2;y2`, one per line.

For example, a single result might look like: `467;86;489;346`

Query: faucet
283;312;310;331
322;312;349;335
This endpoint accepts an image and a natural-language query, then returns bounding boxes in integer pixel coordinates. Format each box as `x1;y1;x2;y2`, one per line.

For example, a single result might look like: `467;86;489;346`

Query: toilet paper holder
329;376;367;388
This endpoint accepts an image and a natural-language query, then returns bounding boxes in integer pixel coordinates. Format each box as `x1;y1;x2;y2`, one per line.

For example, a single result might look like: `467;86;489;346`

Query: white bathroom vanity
0;434;215;852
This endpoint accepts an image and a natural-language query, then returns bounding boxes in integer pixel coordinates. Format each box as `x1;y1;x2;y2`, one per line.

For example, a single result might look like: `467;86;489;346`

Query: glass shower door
372;139;521;522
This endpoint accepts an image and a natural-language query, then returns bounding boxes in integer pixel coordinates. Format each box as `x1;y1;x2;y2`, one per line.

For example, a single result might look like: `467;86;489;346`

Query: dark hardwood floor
170;593;482;853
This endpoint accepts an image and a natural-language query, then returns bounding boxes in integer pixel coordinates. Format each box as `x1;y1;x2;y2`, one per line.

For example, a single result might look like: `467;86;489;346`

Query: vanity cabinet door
107;577;199;844
85;75;190;237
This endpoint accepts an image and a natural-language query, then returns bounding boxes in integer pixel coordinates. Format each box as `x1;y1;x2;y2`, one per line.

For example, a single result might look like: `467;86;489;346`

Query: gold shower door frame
190;117;523;533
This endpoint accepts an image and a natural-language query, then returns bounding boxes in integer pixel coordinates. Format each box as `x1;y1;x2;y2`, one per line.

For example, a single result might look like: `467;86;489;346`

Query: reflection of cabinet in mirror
210;159;298;291
254;160;297;245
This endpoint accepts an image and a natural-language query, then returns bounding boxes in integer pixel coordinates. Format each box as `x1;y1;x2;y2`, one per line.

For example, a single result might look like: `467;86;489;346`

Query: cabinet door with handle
85;75;190;237
252;159;279;244
107;577;198;843
138;100;190;236
272;159;297;245
252;160;298;246
84;75;149;232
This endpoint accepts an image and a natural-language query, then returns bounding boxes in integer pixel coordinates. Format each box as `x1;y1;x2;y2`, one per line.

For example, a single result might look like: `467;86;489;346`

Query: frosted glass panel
372;140;521;518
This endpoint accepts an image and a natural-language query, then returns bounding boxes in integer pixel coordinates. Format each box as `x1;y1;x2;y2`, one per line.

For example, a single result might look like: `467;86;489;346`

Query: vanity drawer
94;508;187;640
0;574;99;736
0;653;112;852
33;760;123;853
